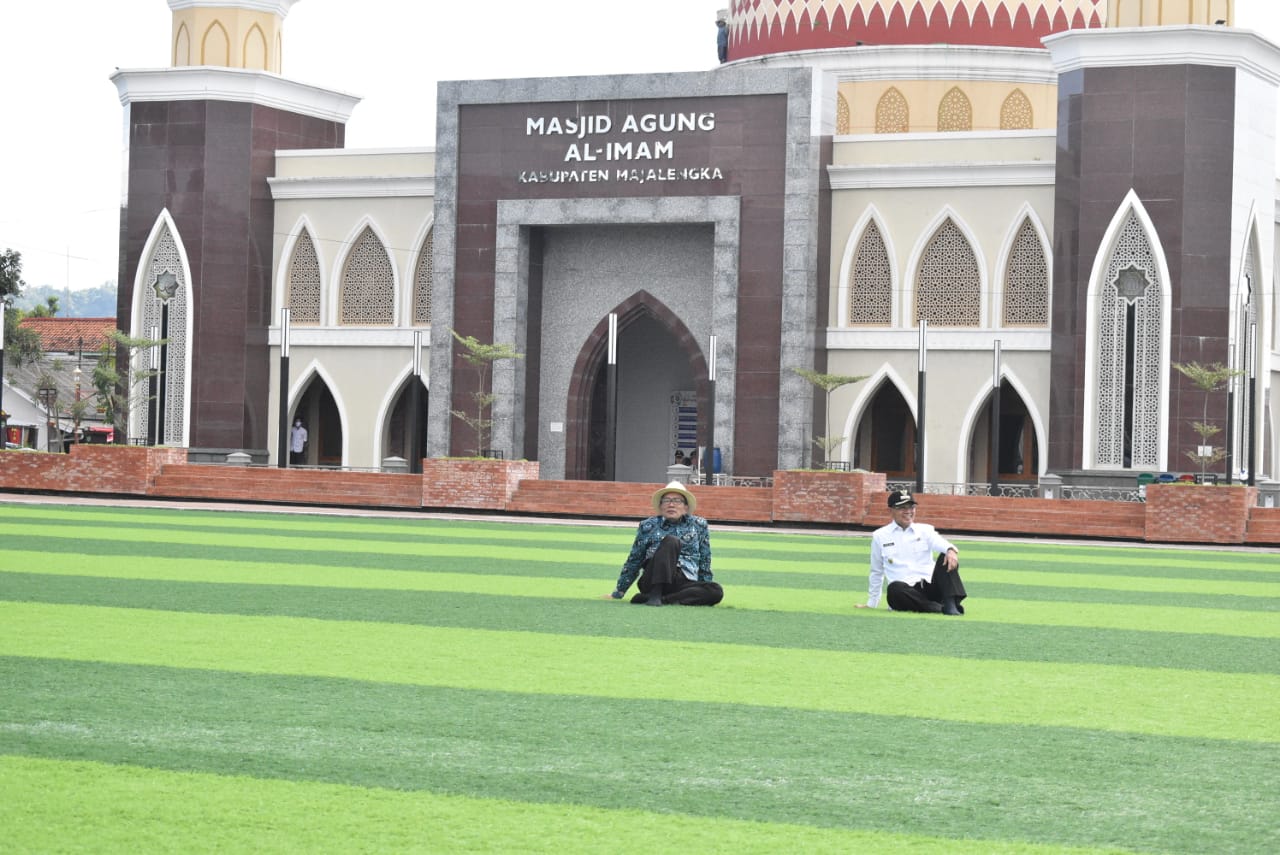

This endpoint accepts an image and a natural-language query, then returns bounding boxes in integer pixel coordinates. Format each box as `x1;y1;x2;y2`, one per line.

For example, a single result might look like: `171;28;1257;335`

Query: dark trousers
886;553;967;613
630;535;724;606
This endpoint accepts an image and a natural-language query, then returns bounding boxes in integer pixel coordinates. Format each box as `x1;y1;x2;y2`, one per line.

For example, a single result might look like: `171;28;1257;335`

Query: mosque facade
112;0;1275;490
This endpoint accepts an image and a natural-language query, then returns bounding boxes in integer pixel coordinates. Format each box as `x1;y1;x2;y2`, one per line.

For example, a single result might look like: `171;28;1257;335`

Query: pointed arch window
915;219;980;327
836;92;851;135
287;231;321;325
412;228;433;326
1000;89;1033;130
849;221;892;325
339;227;395;325
135;218;190;447
938;87;973;132
1002;219;1048;326
1095;211;1164;468
875;87;908;134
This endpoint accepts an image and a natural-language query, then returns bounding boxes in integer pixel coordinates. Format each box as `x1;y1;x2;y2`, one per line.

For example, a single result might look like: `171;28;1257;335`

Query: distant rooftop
19;317;117;354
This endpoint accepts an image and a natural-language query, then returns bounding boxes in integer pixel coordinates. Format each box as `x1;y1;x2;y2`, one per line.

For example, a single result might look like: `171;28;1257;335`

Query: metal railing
885;480;1141;502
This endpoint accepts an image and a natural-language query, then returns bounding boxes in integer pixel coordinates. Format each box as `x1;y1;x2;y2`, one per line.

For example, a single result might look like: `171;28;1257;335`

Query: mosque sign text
518;110;725;186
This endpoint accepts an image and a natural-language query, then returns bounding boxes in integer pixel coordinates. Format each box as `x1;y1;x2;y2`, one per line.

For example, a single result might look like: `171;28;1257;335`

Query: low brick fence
1;449;1275;545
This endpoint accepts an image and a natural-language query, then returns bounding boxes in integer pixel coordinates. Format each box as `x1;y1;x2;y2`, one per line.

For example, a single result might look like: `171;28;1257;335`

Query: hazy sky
3;0;1280;293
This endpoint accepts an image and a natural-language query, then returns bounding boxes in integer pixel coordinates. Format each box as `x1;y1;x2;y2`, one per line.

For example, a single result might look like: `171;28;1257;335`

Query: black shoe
921;601;943;613
642;589;664;606
941;597;961;616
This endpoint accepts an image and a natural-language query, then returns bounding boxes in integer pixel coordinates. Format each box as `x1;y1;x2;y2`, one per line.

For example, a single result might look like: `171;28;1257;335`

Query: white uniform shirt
866;520;955;609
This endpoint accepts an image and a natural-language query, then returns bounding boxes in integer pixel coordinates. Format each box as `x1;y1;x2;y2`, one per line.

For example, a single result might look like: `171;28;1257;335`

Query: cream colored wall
171;8;284;72
825;133;1055;480
837;80;1057;134
274;150;436;179
1107;0;1232;27
269;190;435;467
824;347;1052;482
828;136;1057;325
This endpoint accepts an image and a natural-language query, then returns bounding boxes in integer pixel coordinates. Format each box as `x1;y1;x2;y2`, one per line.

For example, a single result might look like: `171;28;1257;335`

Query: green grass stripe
6;502;1278;573
0;756;1135;855
968;567;1279;598
9;658;1274;853
5;549;1279;640
0;505;857;557
2;602;1275;742
7;573;1276;674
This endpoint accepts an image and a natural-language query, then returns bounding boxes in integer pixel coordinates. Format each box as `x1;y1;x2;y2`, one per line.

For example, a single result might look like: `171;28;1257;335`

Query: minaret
111;1;358;460
168;0;295;73
1044;17;1276;478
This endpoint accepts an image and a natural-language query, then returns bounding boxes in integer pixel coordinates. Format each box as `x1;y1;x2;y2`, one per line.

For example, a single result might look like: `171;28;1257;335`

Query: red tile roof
18;317;117;354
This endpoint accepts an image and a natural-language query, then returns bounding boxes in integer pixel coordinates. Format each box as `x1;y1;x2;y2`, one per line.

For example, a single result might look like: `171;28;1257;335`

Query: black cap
888;489;917;509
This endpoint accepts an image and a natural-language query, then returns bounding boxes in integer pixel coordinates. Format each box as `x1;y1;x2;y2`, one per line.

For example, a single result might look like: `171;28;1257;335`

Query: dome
726;0;1106;58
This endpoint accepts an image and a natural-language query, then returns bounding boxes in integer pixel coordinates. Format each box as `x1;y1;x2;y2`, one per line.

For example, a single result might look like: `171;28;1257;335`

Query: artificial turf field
0;501;1277;854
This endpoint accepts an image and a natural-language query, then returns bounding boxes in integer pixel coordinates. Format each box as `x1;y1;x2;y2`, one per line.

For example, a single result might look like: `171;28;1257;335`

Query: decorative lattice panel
938;87;973;132
136;223;188;446
836;92;851;135
849;221;892;325
413;228;433;326
1002;219;1048;326
875;87;908;134
914;219;981;327
1000;89;1033;130
288;231;321;325
339;227;395;325
1095;211;1163;468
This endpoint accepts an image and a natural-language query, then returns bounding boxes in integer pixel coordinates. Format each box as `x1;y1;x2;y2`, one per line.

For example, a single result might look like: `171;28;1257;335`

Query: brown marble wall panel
452;93;789;470
1049;64;1236;471
120;100;343;453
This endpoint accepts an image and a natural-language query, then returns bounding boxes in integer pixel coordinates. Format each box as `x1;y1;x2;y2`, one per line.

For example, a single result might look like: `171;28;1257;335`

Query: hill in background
14;283;117;318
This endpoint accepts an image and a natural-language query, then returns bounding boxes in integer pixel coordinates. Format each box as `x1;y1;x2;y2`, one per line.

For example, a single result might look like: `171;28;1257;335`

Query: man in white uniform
857;490;967;615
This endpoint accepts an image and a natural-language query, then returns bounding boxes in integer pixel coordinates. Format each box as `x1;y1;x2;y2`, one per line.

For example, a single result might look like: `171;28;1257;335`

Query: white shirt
866;520;955;609
290;424;308;453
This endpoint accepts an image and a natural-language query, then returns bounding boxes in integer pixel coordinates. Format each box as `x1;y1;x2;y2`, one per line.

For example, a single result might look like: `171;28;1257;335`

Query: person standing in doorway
289;418;308;465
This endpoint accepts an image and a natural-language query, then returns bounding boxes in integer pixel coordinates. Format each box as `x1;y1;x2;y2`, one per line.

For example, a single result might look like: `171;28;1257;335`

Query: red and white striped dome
726;0;1106;58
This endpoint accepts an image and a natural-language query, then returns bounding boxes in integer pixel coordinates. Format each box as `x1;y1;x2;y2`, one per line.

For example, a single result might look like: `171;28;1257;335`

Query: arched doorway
292;376;342;466
968;382;1038;483
567;294;708;482
383;378;428;468
853;381;916;478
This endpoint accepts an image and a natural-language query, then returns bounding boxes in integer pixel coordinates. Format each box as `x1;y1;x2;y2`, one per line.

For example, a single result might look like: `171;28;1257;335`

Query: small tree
94;330;166;436
1172;361;1242;479
449;329;523;457
791;367;867;468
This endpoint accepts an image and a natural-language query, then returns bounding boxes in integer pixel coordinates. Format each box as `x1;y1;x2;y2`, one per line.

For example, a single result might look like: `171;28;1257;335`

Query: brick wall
1144;484;1257;544
2;451;1274;545
0;445;186;495
772;470;887;524
421;459;541;510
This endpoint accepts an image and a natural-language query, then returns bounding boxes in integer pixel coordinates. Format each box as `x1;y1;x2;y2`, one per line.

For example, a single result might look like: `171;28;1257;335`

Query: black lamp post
605;313;618;481
37;380;57;452
278;307;291;468
151;272;178;445
915;320;926;493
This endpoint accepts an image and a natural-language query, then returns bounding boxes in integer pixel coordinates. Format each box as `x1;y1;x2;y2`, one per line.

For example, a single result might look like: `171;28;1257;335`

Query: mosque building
111;0;1274;490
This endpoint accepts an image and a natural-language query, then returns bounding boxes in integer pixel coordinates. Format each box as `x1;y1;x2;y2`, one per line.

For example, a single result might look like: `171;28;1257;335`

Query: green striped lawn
1;502;1277;853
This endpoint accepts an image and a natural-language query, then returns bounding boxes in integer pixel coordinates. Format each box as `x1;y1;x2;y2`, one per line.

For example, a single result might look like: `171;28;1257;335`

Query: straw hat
652;480;697;513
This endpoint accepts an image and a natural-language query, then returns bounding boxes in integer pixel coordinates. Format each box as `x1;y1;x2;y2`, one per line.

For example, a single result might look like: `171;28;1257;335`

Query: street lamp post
37;380;57;453
277;307;291;468
151;272;178;446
